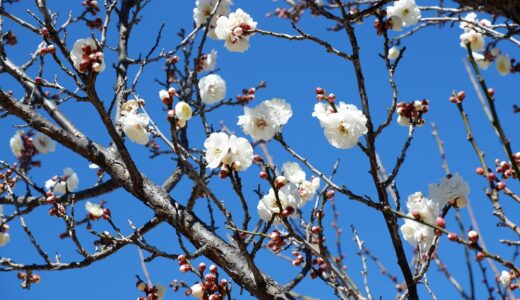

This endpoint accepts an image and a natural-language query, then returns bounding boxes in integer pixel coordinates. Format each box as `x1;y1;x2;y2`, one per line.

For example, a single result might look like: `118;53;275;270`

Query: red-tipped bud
282;206;295;217
209;264;218;274
41;27;49;37
448;232;459;241
311;226;321;234
475;251;485;261
253;155;263;163
487;172;496;182
436;217;446;228
497;181;506;190
457;91;466;101
476;167;485;175
198;262;206;273
259;171;268;179
315;87;324;94
411;211;421;220
35;77;43;85
325;190;335;199
468;230;479;243
487;88;494;97
179;264;191;273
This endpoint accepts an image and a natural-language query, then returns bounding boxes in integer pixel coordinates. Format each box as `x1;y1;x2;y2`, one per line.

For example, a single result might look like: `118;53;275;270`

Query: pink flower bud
468;230;479;243
274;176;287;188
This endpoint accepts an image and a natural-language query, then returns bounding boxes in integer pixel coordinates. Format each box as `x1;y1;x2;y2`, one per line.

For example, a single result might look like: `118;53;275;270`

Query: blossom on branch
193;0;232;39
237;98;292;142
70;38;105;73
33;134;56;154
203;132;253;171
199;74;227;104
386;0;421;28
9;130;24;157
312;102;367;149
44;168;79;194
119;100;151;145
428;173;470;208
400;192;439;253
215;8;257;52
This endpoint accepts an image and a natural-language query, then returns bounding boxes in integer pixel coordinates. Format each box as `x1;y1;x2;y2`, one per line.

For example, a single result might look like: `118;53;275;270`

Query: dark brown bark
454;0;520;23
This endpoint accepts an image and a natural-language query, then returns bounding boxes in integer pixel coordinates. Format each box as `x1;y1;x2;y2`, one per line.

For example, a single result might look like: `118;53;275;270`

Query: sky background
1;0;519;299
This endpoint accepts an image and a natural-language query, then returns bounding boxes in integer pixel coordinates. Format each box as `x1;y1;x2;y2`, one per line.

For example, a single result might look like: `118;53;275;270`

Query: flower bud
274;176;287;188
325;190;335;199
447;232;459;241
497;181;506;190
435;217;446;228
476;167;484;175
468;230;479;243
475;251;485;261
259;171;268;179
92;62;102;72
198;262;206;273
209;264;218;274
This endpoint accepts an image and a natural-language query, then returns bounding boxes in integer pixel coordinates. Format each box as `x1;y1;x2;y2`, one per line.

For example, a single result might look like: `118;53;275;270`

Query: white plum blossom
281;161;320;204
45;168;79;194
400;192;440;253
312;102;368;149
121;112;150;145
496;54;511;76
175;101;193;121
215;9;257;52
70;38;105;73
9;130;24;157
0;232;9;247
190;283;204;299
386;0;421;28
204;132;230;169
203;132;253;171
282;162;306;184
389;16;403;31
33;134;56;154
198;49;218;72
460;30;485;51
500;270;512;287
459;12;478;31
199;74;227;104
388;46;400;60
85;201;104;219
237;98;292;142
472;52;491;70
257;185;300;223
159;89;170;102
193;0;232;39
428;173;470;208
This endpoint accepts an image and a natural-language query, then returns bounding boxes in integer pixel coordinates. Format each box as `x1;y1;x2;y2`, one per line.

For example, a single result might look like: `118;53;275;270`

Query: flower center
402;8;410;16
338;122;349;135
255;118;268;129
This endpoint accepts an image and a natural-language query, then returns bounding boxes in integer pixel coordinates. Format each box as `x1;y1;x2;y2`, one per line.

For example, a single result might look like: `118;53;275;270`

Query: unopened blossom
203;132;253;171
0;232;9;247
496;54;511;76
428;173;470;208
121;112;150;145
282;162;306;184
215;9;257;52
175;101;193;121
45;168;79;194
238;98;292;142
33;134;56;154
159;89;170;102
70;38;105;73
199;74;227;104
313;102;368;149
500;270;512;287
386;0;420;28
190;283;204;299
85;201;104;219
193;0;232;39
460;30;485;51
198;49;218;72
388;46;400;60
9;130;24;157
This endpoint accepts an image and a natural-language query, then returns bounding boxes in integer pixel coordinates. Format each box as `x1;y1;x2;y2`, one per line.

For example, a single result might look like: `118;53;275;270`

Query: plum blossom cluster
399;192;439;253
204;132;253;173
44;168;79;195
171;257;230;300
238;98;292;142
119;99;151;145
386;0;421;31
0;205;10;247
193;0;232;39
499;270;519;289
312;88;367;149
257;163;320;224
9;130;56;169
235;80;267;103
70;38;105;73
215;9;257;52
493;155;520;181
396;99;429;126
428;173;470;208
16;271;41;289
136;279;165;300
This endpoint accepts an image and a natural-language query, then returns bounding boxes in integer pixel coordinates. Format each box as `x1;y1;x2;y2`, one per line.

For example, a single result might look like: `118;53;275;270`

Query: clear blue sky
1;0;519;299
